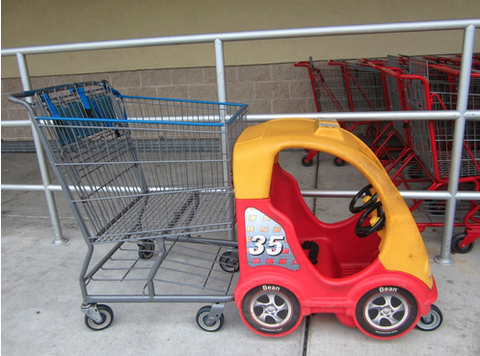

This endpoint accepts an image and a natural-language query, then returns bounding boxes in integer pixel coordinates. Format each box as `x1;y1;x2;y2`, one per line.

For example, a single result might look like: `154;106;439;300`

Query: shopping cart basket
365;58;480;253
360;60;433;185
406;61;480;253
9;81;247;331
341;58;480;254
421;54;480;70
295;58;387;166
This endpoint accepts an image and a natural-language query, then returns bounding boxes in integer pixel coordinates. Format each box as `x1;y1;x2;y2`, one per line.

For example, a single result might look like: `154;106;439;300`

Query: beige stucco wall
2;0;480;78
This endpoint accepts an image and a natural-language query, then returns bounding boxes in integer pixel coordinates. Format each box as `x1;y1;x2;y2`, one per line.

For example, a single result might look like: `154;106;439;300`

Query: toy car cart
232;118;442;339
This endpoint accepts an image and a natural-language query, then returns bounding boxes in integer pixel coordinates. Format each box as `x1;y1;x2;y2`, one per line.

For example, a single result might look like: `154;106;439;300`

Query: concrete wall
1;63;314;142
2;0;479;77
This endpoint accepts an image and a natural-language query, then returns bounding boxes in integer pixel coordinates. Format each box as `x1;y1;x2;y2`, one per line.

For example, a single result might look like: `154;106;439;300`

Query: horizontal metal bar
2;110;478;129
455;191;480;200
1;184;62;192
464;111;480;119
2;19;479;57
84;295;235;304
166;236;238;247
300;189;463;200
300;190;357;197
3;184;478;201
247;110;469;122
1;120;31;127
1;110;469;127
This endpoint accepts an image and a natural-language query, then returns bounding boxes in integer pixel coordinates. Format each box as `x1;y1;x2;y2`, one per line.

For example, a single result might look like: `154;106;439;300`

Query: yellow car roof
233;118;383;200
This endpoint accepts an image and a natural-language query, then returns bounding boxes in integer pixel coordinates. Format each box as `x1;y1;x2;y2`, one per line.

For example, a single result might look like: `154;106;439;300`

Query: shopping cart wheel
451;233;474;254
355;286;418;338
333;157;346;167
196;306;225;332
301;155;314;167
415;304;443;332
219;250;239;273
84;304;114;331
241;285;301;336
138;239;155;259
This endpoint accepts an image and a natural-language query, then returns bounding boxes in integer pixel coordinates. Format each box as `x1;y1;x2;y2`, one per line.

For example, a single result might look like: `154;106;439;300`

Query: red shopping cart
365;58;480;254
406;60;480;253
295;58;387;166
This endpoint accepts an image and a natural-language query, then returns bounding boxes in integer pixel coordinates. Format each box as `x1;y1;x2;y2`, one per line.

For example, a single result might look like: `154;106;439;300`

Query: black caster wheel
334;157;346;166
415;304;443;332
84;304;114;331
301;155;314;167
138;239;155;259
451;233;474;254
219;250;239;273
196;306;225;332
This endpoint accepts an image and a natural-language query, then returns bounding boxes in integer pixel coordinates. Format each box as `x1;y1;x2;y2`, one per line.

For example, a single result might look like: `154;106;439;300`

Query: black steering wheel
349;184;377;214
349;184;386;238
355;201;386;238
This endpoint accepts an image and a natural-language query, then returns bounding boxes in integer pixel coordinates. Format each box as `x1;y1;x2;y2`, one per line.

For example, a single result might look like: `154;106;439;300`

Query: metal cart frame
365;59;480;253
9;81;247;331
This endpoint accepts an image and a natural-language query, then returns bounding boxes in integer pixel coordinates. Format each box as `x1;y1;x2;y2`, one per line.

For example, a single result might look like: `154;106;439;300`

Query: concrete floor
2;151;480;356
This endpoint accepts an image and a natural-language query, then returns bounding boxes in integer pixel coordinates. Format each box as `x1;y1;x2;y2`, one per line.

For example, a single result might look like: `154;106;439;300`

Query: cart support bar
14;53;67;246
83;295;235;303
434;24;477;266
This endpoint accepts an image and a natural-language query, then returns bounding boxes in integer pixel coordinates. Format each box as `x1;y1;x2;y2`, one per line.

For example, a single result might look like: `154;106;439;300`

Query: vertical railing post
16;52;67;245
214;39;235;240
434;24;475;266
215;38;227;103
214;39;229;187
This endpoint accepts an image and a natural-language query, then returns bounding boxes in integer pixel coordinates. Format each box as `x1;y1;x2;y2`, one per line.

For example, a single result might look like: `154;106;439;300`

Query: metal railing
2;19;480;266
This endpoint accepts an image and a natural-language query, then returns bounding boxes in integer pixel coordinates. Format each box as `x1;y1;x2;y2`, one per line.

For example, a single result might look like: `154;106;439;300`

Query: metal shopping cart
359;59;434;185
405;60;480;253
421;54;480;70
324;57;480;254
295;58;387;166
365;58;480;254
9;81;247;331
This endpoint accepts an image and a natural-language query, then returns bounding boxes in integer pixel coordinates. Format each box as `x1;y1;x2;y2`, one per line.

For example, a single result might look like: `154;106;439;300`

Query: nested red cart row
296;56;480;254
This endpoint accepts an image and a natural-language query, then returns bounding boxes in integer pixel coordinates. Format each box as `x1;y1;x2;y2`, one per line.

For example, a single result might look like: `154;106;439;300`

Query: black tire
84;304;114;331
301;155;314;167
334;157;346;167
196;306;225;332
219;250;239;273
415;304;443;332
241;285;301;336
138;239;155;259
451;233;474;254
356;286;418;338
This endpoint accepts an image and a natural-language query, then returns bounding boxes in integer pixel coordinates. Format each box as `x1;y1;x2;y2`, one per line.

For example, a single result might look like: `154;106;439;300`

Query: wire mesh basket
16;81;247;244
406;63;480;180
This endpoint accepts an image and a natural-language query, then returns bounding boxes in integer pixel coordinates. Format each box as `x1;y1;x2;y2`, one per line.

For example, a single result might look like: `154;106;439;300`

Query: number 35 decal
248;235;285;257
